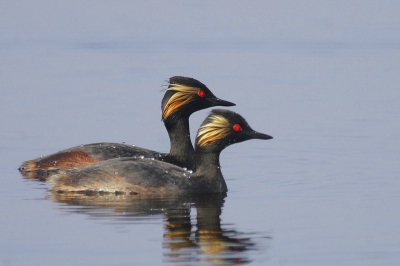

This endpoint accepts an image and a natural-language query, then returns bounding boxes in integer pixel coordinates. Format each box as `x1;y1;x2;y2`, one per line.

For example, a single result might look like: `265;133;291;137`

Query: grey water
1;1;400;265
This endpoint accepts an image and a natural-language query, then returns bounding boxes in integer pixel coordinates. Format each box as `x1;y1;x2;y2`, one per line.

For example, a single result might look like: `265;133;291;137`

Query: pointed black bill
250;130;273;140
208;98;236;107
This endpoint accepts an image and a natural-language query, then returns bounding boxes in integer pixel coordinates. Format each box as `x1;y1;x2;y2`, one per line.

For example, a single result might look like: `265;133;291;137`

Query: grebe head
161;76;235;121
195;109;273;152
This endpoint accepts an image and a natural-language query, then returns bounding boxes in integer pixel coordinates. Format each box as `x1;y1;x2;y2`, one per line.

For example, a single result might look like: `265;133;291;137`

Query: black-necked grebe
50;109;273;194
19;77;235;177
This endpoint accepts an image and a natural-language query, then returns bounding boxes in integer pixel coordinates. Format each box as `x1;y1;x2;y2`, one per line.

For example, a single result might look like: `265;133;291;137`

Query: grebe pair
20;77;273;194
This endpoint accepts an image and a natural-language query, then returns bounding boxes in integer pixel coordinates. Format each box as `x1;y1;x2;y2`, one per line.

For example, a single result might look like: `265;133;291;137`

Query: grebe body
51;109;272;195
19;77;234;178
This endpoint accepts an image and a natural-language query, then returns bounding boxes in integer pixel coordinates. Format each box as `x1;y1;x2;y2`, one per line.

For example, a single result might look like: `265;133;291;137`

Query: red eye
233;124;242;131
197;89;205;97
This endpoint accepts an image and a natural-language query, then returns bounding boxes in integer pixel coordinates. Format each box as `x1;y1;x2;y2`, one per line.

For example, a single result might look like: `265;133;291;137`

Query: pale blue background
1;1;399;265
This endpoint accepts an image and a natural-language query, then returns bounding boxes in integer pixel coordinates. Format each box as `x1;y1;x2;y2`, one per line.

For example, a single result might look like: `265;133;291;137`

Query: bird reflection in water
50;192;270;264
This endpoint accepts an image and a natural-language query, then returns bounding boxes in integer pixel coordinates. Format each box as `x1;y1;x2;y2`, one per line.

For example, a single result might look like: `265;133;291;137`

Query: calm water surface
1;1;400;265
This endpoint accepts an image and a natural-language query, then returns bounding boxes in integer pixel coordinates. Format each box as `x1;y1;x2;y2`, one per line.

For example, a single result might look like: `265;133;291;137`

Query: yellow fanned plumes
197;114;231;147
162;84;200;119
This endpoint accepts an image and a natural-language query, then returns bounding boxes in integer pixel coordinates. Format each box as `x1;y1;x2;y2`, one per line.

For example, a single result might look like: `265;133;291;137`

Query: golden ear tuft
197;114;231;146
162;84;200;119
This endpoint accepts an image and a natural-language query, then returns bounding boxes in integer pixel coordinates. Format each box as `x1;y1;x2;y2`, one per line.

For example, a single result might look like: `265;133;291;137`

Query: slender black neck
163;115;195;168
192;149;227;193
